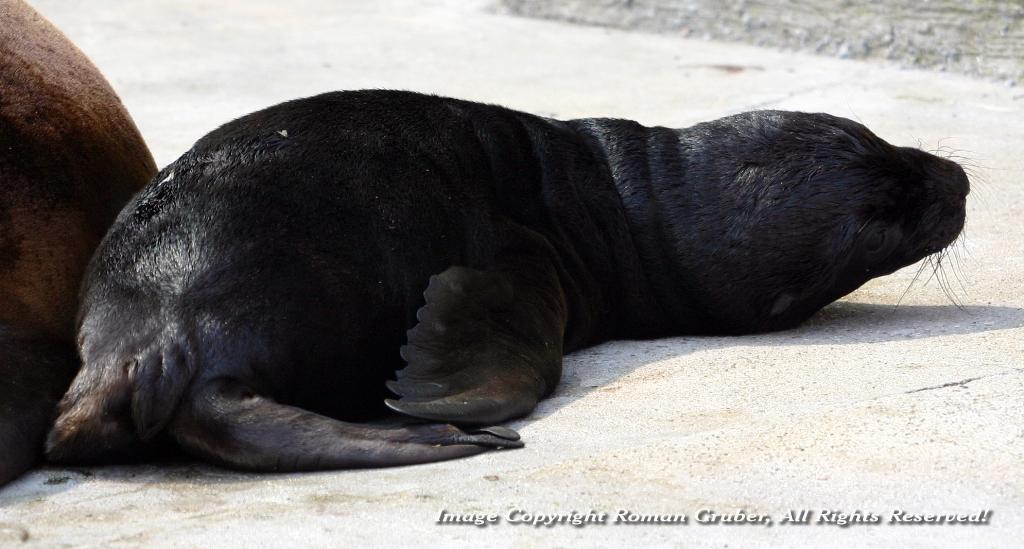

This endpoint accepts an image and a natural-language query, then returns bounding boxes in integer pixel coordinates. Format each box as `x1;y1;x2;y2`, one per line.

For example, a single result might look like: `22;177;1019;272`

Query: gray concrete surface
1;1;1022;547
503;0;1024;85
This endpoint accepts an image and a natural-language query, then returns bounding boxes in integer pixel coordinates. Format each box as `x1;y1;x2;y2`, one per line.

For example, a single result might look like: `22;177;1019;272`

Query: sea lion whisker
919;250;963;308
928;143;976;157
949;237;971;296
960;166;983;181
932;252;954;304
940;153;979;163
854;216;875;236
957;229;974;260
925;144;986;173
920;254;941;288
893;255;932;310
944;157;987;173
934;249;966;310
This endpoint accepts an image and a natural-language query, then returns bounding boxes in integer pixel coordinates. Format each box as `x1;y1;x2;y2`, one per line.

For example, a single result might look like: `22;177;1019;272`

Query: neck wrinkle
567;118;685;338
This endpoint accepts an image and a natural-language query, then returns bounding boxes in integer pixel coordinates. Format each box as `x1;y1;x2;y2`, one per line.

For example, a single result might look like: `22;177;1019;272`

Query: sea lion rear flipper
47;325;193;464
168;378;521;471
128;336;196;441
385;255;567;425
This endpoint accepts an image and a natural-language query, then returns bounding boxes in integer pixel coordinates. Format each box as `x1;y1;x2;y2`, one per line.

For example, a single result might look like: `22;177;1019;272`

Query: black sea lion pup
47;90;968;470
0;0;156;486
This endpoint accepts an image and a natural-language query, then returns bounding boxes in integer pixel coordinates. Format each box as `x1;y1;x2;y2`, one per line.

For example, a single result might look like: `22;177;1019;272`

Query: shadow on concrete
545;301;1024;405
799;301;1024;341
0;461;262;509
2;301;1021;505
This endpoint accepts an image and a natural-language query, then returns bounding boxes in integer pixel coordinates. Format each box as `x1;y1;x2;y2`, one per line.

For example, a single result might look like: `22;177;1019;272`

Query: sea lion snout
896;147;969;258
931;155;970;239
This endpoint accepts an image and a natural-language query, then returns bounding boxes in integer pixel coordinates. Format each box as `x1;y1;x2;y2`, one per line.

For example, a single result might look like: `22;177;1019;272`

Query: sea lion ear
769;292;796;317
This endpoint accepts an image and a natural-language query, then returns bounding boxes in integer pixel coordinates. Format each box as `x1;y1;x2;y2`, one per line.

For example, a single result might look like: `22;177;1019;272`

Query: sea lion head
671;110;968;332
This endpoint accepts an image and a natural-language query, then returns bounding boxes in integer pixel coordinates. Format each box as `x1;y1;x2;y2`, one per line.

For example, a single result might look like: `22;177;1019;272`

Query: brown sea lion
0;0;156;486
46;90;967;471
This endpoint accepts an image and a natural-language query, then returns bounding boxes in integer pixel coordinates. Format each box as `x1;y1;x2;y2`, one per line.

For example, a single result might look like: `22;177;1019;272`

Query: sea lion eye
861;223;902;262
863;228;886;252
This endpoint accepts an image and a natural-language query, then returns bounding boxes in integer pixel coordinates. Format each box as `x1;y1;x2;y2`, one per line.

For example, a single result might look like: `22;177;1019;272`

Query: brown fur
0;0;156;486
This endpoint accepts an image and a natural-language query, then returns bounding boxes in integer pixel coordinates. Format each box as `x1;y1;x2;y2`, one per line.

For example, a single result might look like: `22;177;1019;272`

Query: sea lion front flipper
385;256;567;426
168;378;521;471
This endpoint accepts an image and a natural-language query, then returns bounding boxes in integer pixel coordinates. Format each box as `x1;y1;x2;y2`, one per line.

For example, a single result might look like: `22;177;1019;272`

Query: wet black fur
47;90;968;469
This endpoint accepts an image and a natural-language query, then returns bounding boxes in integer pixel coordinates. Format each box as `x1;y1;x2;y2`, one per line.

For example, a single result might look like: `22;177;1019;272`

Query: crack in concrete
903;368;1023;395
905;376;986;393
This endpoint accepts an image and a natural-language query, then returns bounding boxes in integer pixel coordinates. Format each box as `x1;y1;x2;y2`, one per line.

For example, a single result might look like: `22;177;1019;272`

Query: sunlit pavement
1;1;1021;547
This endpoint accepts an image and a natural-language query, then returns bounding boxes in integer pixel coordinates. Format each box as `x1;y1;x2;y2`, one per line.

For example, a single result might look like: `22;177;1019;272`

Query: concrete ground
1;1;1022;547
